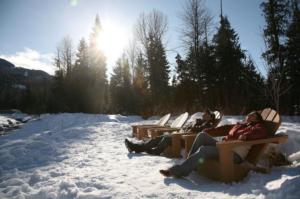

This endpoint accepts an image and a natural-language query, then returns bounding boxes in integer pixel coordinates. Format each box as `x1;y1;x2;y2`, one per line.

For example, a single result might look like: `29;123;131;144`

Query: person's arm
239;123;268;140
204;124;235;137
189;121;209;132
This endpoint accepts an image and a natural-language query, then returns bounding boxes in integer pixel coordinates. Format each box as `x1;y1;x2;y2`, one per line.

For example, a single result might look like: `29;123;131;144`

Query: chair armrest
131;124;157;128
132;124;157;127
136;125;163;139
182;134;197;141
138;125;166;132
148;127;180;138
182;134;198;158
151;127;180;133
216;135;288;149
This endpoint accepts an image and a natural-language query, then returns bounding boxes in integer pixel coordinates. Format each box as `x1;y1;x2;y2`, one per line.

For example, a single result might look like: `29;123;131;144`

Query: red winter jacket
204;122;268;141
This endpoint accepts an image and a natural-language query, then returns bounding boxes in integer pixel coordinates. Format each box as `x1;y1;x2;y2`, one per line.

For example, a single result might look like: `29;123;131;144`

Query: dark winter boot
125;139;144;153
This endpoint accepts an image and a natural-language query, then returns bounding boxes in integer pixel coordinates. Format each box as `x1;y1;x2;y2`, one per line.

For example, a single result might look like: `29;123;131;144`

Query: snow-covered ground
0;113;299;199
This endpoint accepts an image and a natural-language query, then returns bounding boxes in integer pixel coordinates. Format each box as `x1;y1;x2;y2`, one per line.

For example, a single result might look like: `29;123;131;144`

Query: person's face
203;112;212;121
246;112;258;123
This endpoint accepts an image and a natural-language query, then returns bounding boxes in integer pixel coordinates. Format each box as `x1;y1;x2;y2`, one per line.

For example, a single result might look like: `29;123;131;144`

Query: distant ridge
0;58;52;89
0;58;15;69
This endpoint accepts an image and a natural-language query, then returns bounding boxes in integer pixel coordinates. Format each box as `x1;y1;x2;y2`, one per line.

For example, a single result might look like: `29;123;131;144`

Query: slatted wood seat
132;113;170;139
165;111;223;158
183;108;288;183
140;112;189;140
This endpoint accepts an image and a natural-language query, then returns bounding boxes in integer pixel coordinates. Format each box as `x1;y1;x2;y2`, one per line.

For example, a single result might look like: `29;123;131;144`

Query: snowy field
0;113;300;199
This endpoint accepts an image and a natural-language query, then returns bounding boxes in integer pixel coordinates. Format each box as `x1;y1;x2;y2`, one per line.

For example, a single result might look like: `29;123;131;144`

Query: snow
0;116;18;127
0;113;299;199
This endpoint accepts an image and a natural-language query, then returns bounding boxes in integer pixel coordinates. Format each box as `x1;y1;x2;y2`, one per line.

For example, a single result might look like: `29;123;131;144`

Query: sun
96;21;129;64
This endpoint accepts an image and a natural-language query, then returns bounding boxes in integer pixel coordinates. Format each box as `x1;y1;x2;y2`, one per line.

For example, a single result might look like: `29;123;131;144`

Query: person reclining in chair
125;110;216;155
160;111;268;178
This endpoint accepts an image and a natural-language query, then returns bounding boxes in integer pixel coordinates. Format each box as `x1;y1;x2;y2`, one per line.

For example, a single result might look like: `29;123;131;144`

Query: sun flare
96;21;129;63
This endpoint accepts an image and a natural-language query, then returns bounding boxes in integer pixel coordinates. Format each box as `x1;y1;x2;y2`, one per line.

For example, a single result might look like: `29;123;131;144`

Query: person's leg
168;146;219;177
188;132;217;157
126;136;163;153
146;135;172;155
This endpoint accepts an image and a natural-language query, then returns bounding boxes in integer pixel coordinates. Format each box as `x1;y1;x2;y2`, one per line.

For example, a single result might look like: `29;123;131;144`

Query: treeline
3;0;299;115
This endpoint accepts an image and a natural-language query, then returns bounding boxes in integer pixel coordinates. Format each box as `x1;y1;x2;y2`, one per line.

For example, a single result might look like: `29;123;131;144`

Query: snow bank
0;113;299;199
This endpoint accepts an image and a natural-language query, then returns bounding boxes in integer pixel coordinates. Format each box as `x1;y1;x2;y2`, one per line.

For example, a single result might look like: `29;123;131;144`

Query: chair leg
171;134;181;158
150;130;159;138
218;146;235;182
132;126;137;137
137;128;146;139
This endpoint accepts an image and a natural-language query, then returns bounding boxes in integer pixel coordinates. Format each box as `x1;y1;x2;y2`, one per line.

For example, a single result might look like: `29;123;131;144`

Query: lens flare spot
198;158;204;165
69;0;78;6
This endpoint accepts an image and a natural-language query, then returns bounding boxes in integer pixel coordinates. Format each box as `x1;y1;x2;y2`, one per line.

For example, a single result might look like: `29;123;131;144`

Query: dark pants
129;135;172;155
169;132;243;177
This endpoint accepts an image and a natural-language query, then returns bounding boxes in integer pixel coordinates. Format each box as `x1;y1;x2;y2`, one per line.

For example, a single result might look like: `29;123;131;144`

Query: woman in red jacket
160;111;268;178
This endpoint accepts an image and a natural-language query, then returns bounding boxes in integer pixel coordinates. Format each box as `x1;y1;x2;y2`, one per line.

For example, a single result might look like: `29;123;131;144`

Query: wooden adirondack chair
167;111;223;158
182;108;288;183
146;112;189;139
132;113;171;139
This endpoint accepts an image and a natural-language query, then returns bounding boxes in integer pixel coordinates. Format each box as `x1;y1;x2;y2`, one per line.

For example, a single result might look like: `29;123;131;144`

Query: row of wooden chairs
131;108;288;183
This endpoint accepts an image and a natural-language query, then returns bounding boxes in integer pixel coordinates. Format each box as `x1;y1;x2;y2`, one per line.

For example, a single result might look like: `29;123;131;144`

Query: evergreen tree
132;53;149;115
286;1;300;114
133;53;148;92
75;38;89;69
72;38;89;112
240;56;266;112
175;53;197;111
110;56;134;114
198;42;217;109
260;0;291;111
213;16;246;113
88;14;108;113
261;0;290;67
110;59;124;113
146;34;170;108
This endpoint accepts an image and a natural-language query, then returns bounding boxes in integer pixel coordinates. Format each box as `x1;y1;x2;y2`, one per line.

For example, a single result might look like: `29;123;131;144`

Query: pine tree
88;14;108;113
75;38;89;69
260;0;291;111
132;53;149;115
72;38;89;112
110;56;134;114
198;42;217;109
110;59;124;113
240;56;265;112
146;34;170;108
286;1;300;114
213;16;246;113
133;53;148;92
175;53;197;111
261;0;290;67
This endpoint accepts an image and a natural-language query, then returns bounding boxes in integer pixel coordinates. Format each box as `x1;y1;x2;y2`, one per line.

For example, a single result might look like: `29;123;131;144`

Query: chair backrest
260;108;281;136
213;111;222;120
185;112;202;124
170;112;189;128
156;113;171;126
212;111;223;127
245;108;282;164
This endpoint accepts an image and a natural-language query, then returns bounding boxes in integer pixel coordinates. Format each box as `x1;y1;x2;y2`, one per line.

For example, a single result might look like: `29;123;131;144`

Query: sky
0;0;266;76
